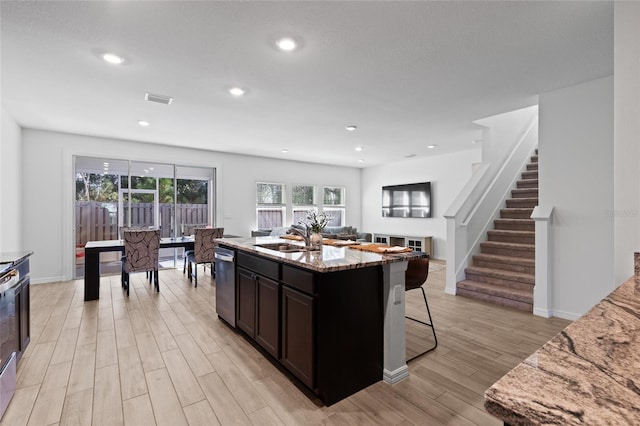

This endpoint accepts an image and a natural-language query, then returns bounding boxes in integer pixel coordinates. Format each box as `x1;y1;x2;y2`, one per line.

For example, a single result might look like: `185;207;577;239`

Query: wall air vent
145;92;173;105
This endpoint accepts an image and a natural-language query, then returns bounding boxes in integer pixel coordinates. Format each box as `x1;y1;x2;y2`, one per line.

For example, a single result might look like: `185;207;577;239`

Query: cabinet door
236;268;256;337
281;286;315;389
256;276;280;358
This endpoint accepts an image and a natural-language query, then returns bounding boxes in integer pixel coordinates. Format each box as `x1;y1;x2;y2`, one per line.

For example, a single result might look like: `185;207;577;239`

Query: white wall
21;129;362;283
361;149;482;259
1;108;23;252
614;2;640;285
539;75;614;319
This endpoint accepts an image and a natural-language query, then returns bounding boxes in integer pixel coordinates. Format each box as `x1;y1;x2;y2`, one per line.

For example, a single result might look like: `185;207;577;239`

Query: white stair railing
444;106;539;295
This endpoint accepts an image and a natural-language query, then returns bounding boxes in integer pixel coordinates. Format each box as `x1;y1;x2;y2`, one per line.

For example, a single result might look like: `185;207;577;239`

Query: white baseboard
550;309;582;321
533;307;552;318
29;276;68;284
383;365;409;384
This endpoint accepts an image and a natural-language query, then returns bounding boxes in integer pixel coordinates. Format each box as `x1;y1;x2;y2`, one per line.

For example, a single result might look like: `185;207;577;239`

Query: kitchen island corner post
382;260;409;384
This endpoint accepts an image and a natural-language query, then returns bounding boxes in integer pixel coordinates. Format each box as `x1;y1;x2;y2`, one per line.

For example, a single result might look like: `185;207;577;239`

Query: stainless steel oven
0;267;19;420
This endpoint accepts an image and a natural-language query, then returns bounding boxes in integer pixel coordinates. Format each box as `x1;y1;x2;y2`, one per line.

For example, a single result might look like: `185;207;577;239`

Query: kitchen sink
254;242;308;253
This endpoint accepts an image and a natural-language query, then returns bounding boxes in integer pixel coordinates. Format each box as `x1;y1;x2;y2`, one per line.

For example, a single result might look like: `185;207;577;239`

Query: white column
382;261;409;384
532;205;554;317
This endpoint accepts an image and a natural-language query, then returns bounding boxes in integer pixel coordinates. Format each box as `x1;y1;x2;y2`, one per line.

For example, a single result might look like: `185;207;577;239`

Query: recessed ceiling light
282;149;289;153
358;159;365;163
427;145;437;149
355;146;364;152
276;37;297;51
345;125;357;132
102;53;124;64
405;154;416;158
229;87;246;96
138;120;150;127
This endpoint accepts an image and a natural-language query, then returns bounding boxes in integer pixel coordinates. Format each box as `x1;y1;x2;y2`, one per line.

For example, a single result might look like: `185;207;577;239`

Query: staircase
456;151;538;311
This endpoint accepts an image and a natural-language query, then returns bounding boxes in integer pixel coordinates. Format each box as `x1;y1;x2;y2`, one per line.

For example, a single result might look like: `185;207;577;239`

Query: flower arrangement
300;210;332;233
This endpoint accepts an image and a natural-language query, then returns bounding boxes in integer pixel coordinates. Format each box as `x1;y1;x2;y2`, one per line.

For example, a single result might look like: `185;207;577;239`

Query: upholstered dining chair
122;229;161;296
186;227;224;287
405;255;438;362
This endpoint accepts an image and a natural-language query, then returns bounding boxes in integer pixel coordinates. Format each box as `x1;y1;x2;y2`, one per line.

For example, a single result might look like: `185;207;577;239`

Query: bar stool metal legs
406;286;438;362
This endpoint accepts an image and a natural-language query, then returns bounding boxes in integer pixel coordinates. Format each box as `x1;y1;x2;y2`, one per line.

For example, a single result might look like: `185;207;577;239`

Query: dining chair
122;229;161;296
405;255;438;362
186;227;224;287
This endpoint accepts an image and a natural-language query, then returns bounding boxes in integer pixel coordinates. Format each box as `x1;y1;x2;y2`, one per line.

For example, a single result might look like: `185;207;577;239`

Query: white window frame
292;184;317;226
322;186;346;226
256;182;286;229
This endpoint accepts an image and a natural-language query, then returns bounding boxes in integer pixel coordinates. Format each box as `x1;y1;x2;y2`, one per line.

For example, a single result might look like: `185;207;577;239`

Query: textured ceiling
1;1;613;168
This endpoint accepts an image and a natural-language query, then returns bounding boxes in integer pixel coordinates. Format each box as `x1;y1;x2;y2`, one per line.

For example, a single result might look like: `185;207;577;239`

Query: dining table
83;236;195;301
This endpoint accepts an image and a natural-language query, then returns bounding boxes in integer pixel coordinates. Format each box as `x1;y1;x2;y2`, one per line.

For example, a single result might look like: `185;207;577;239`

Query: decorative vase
310;232;323;250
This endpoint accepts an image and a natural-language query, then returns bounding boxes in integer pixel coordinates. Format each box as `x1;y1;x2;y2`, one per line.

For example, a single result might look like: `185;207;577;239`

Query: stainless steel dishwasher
214;246;236;327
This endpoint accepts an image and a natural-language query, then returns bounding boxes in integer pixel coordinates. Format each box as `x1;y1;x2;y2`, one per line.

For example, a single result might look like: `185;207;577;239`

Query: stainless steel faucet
287;226;310;248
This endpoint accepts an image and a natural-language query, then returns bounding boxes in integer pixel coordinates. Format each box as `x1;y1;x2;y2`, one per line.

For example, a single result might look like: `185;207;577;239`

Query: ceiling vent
145;92;173;105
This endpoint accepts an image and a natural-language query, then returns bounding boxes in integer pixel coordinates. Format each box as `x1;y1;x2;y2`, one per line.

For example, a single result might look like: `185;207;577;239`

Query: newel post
531;205;554;317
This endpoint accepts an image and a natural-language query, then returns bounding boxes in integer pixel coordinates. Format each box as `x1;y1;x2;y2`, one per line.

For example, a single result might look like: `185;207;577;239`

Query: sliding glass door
74;156;216;279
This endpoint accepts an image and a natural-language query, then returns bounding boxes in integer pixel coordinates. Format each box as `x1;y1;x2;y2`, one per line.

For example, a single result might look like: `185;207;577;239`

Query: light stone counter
485;273;640;425
216;236;425;272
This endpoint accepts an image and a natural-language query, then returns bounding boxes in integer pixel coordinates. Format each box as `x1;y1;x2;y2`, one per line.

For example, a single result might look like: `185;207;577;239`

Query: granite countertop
484;276;640;425
0;250;33;266
217;237;425;273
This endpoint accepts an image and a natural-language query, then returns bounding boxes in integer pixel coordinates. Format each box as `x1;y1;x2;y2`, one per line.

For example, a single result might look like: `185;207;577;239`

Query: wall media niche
382;182;432;218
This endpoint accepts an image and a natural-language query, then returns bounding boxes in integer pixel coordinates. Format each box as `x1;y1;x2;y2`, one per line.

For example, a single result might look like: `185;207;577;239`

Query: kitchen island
485;274;640;425
215;237;426;405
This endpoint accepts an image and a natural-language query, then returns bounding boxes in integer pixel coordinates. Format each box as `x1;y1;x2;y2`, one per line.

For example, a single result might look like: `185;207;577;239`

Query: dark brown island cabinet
234;250;383;406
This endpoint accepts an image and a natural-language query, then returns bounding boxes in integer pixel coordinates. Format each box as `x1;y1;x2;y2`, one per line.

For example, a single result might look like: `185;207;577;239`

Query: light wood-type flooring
1;260;570;426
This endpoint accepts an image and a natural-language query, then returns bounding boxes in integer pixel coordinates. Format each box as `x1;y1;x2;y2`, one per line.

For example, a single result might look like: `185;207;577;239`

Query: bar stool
405;255;438;362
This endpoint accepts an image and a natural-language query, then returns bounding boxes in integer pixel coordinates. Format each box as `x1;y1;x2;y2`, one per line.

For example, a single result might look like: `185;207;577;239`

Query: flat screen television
382;182;431;218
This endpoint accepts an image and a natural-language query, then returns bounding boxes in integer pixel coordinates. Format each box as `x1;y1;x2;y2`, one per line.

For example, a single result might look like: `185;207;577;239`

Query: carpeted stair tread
516;179;539;189
521;171;538;180
458;280;533;302
511;188;539;198
480;241;534;250
500;208;534;219
487;229;535;243
457;281;533;310
505;198;538;208
494;218;535;231
488;229;534;236
479;241;535;259
473;253;535;266
465;265;535;284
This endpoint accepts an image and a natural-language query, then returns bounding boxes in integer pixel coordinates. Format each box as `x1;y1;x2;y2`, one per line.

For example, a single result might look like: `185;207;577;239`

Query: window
323;186;345;226
292;184;316;225
256;182;286;229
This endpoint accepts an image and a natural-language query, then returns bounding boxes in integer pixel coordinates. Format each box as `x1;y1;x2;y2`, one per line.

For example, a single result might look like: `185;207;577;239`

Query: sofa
251;225;372;243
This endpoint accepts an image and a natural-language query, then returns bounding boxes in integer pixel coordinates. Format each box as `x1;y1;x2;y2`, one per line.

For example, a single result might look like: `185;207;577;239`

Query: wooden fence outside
75;201;208;246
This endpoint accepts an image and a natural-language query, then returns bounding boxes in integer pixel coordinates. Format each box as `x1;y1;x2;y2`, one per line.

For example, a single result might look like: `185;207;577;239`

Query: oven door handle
0;270;19;293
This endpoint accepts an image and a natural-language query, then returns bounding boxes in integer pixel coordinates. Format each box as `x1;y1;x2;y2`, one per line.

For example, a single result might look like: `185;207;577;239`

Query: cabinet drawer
237;252;280;280
282;265;315;295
